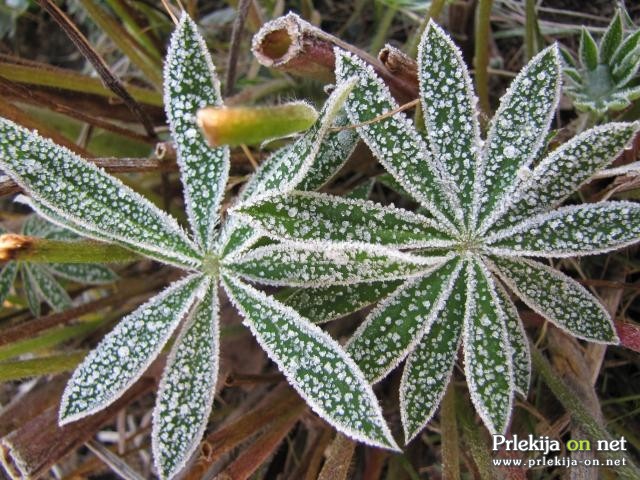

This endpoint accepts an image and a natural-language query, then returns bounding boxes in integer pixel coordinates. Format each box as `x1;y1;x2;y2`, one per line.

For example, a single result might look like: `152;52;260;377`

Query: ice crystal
0;12;405;479
238;20;640;441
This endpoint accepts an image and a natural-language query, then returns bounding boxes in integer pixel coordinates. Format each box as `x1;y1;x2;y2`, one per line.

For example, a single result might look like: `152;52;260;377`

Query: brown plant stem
474;0;494;121
36;0;157;140
378;45;419;93
318;433;356;480
225;0;253;96
251;13;418;103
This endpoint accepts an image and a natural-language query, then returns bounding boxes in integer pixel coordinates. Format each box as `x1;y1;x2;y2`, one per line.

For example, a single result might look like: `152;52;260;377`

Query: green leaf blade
477;45;561;228
418;21;481;225
463;259;514;435
0;261;18;306
335;48;462;231
226;243;445;287
26;264;71;312
486;122;639;233
487;202;640;257
233;191;456;248
153;281;219;480
579;28;599;70
0;119;202;269
600;11;623;64
347;258;463;383
280;281;401;324
59;275;206;424
490;256;617;343
222;275;398;451
400;261;467;442
165;13;229;252
46;263;118;285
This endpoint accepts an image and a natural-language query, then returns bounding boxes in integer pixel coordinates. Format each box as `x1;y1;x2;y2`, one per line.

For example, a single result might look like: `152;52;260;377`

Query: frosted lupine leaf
463;259;514;435
59;275;206;424
564;67;583;85
400;261;467;442
485;122;639;233
296;111;359;191
612;46;640;85
221;274;399;450
153;281;218;480
226;243;444;287
26;264;71;312
217;219;261;260
279;280;401;323
347;258;462;383
489;256;617;343
46;263;117;285
494;280;530;395
233;191;456;248
487;202;640;257
0;119;201;269
601;11;623;64
165;13;228;252
335;48;461;231
22;214;78;240
580;28;599;70
418;21;480;225
21;266;40;317
0;261;18;305
240;80;356;200
476;45;561;227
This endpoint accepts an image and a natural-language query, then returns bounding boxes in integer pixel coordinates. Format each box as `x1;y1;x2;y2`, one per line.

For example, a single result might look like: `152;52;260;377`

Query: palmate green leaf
334;48;461;232
610;30;640;71
60;275;206;424
25;264;71;312
487;202;640;257
153;281;219;480
347;257;463;383
579;27;599;70
279;280;401;324
0;261;18;306
612;46;640;85
489;256;617;343
493;280;530;395
418;22;480;225
233;191;456;248
485;122;639;233
476;45;561;228
165;13;229;252
22;214;77;240
463;259;514;435
21;265;41;317
45;263;118;285
400;261;467;442
221;274;399;451
0;119;202;269
225;243;444;287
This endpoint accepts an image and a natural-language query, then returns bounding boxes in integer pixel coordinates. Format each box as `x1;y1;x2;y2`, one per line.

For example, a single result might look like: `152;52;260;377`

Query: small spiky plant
235;21;640;440
0;215;117;316
0;13;451;478
564;8;640;115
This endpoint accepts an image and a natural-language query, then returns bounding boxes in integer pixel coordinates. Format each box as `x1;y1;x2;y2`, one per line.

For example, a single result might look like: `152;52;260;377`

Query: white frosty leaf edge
151;278;218;480
2;120;203;268
486;256;619;345
215;217;263;262
24;263;70;311
481;121;640;234
59;274;208;425
418;21;481;217
462;257;515;435
221;273;400;451
493;276;531;396
333;47;463;235
484;201;640;257
475;44;562;230
346;257;462;384
231;189;459;248
253;78;358;198
224;241;452;287
164;12;228;252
